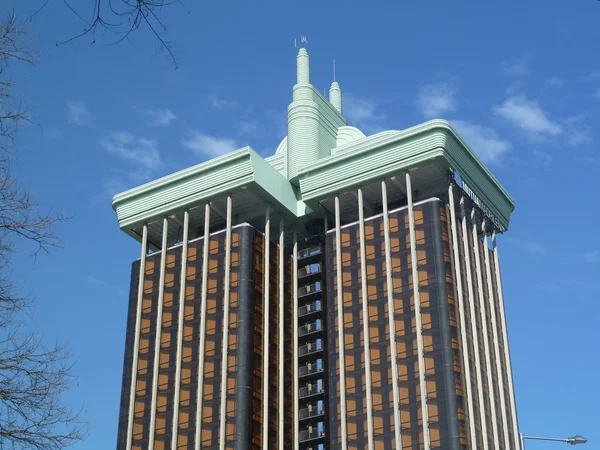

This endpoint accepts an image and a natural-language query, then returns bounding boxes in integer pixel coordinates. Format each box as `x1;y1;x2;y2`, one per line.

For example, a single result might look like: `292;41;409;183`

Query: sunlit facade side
116;224;289;450
113;45;520;450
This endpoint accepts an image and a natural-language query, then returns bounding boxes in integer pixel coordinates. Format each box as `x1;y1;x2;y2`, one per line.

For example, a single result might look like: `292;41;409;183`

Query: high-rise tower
114;47;518;450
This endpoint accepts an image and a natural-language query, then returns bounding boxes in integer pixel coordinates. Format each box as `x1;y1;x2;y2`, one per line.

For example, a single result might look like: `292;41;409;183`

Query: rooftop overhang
112;147;300;243
297;119;515;231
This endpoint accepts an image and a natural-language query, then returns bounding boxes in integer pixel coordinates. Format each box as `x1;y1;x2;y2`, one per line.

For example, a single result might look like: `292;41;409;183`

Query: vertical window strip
262;207;271;450
126;224;148;450
171;211;189;450
482;223;510;449
357;188;375;449
148;217;169;448
292;232;299;450
278;217;285;450
447;186;477;449
382;180;402;448
334;196;349;450
218;196;233;450
459;199;489;450
471;211;500;449
405;173;431;450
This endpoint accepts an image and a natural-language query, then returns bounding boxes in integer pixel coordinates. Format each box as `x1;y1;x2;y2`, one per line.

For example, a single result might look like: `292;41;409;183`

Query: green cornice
112;147;299;229
112;46;514;234
112;121;514;232
298;119;514;230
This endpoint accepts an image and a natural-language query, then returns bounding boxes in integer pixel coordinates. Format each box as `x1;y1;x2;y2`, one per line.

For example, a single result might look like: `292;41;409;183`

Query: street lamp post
520;433;587;449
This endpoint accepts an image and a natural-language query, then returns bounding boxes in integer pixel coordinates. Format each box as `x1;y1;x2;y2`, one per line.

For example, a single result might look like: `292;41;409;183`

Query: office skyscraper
114;47;519;450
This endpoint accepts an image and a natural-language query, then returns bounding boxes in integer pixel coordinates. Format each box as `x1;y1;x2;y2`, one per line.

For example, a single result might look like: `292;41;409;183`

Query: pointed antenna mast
294;36;308;48
333;59;336;82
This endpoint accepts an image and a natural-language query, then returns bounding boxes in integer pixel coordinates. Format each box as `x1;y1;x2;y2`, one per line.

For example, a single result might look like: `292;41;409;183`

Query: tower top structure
112;48;514;247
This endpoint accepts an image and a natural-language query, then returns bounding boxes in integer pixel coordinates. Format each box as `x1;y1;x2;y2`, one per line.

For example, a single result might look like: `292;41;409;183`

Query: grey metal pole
521;433;588;447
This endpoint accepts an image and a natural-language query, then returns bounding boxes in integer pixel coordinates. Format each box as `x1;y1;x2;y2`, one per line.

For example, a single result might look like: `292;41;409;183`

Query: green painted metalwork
113;48;514;233
298;119;514;230
112;147;299;229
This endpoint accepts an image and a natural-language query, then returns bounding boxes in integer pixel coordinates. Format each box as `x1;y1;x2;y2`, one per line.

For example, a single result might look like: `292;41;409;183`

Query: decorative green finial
297;47;310;85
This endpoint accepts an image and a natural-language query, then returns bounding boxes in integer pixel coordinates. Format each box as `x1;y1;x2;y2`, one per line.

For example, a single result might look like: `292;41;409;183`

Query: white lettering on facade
454;171;506;232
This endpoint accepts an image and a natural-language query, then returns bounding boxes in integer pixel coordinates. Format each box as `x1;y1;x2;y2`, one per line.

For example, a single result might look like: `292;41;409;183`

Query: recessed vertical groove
406;172;431;450
148;217;169;449
292;233;299;450
492;232;520;450
262;207;271;450
471;210;499;449
334;196;348;450
483;223;510;449
448;185;477;448
126;223;148;450
381;180;402;448
278;218;285;450
460;199;488;450
171;210;190;450
218;195;233;450
357;187;375;449
194;204;211;450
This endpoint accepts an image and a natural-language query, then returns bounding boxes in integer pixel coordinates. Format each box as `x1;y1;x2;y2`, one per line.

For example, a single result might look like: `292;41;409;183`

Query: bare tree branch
0;12;84;449
34;0;187;68
0;14;36;155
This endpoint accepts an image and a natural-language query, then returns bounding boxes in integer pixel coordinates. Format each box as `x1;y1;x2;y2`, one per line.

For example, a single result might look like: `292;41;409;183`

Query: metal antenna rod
333;59;336;82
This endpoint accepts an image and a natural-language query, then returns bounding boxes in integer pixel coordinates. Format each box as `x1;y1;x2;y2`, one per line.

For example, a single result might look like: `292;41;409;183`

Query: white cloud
545;77;564;89
583;250;600;264
102;178;128;197
209;95;240;110
451;120;510;164
494;95;562;136
266;109;287;140
505;81;524;96
580;71;600;82
344;94;386;133
143;108;176;126
508;237;548;255
416;83;457;119
67;100;93;126
86;275;108;287
502;60;530;76
100;132;162;181
575;155;598;164
239;121;262;136
183;132;238;157
561;115;592;147
534;150;553;165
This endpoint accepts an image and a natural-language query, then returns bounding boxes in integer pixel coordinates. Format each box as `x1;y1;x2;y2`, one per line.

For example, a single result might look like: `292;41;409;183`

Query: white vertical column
471;210;499;449
148;217;169;449
218;196;233;450
357;187;375;449
447;185;477;447
483;222;510;449
460;199;488;450
262;207;271;450
334;196;348;450
292;232;299;450
405;172;431;450
381;180;402;447
492;232;520;450
194;204;211;450
278;217;285;450
171;211;190;450
126;223;148;450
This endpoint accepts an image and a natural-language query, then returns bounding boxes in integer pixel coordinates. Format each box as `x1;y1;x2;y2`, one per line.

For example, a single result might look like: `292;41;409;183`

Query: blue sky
6;0;600;448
